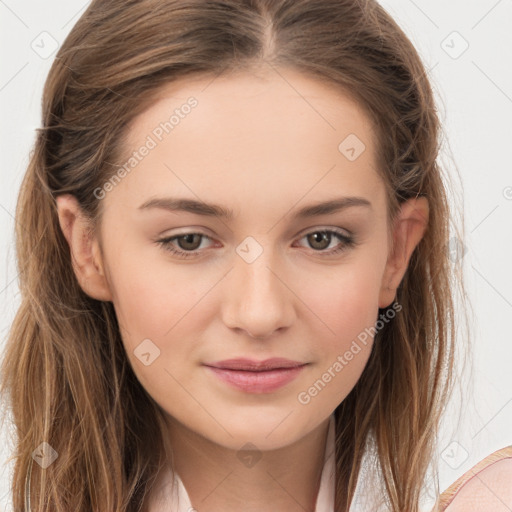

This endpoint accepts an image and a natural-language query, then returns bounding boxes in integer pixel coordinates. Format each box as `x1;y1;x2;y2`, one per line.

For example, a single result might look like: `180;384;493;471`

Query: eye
156;232;213;259
156;228;357;259
294;229;356;256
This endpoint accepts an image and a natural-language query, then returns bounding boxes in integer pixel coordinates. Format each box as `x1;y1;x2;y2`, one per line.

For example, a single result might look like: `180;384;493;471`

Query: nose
221;245;296;340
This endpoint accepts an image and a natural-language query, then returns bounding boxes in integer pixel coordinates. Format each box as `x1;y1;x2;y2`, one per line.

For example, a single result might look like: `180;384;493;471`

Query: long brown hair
0;0;470;510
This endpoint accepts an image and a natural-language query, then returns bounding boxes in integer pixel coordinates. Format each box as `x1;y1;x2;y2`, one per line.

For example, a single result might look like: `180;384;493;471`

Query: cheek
297;258;383;345
101;229;221;395
105;254;202;394
293;256;385;407
104;239;183;343
108;267;170;340
296;265;380;408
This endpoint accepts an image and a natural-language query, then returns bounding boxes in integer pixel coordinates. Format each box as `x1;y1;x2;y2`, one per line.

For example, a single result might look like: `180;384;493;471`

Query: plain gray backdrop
1;1;511;510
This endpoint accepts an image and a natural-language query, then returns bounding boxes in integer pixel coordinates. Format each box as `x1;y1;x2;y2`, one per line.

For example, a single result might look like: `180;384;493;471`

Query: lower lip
204;365;307;393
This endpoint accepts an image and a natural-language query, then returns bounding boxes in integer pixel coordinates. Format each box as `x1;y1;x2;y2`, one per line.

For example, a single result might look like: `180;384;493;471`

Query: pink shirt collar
315;412;336;511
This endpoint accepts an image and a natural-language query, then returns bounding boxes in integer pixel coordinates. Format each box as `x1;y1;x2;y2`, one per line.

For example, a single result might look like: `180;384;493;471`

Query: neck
155;415;332;512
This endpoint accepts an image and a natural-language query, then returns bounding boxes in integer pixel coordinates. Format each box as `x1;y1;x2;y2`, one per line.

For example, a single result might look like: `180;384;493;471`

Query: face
66;67;407;451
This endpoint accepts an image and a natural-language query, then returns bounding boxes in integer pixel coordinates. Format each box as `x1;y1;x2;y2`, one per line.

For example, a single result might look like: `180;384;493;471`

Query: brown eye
156;232;213;258
306;231;332;250
175;233;203;251
295;228;356;256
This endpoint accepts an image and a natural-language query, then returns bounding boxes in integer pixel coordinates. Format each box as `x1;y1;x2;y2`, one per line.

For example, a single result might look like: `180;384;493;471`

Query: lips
203;358;308;393
204;357;306;371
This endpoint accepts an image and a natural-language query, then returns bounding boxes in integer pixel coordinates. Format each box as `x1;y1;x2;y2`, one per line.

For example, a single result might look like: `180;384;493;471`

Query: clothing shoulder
436;445;512;512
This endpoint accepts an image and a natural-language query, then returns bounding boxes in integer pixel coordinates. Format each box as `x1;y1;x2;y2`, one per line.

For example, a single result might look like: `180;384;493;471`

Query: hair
0;0;471;510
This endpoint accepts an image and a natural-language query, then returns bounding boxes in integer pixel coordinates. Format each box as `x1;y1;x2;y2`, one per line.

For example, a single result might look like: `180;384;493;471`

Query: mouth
204;357;307;371
203;358;308;393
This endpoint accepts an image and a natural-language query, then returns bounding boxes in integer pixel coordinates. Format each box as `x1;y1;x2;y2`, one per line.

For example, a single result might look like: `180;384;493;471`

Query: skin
56;65;429;511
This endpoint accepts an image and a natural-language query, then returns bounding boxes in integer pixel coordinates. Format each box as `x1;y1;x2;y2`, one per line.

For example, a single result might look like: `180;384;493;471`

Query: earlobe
378;196;429;308
55;194;113;302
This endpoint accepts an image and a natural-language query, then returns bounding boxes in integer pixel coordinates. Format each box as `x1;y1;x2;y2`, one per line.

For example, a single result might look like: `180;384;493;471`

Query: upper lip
204;358;307;371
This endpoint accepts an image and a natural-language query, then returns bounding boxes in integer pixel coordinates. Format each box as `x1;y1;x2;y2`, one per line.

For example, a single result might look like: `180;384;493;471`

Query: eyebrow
138;196;372;220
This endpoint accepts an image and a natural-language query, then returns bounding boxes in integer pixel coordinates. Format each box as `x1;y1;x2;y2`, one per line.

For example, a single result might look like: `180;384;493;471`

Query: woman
1;0;510;510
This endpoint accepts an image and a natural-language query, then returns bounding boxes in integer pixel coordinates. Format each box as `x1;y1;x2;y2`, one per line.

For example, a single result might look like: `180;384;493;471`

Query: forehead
127;66;377;151
107;67;386;217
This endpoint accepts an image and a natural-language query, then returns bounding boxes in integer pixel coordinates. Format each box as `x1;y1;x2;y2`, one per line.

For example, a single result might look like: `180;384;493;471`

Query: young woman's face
97;67;394;450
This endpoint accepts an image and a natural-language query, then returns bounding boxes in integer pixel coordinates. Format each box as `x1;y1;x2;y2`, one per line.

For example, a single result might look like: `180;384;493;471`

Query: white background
1;1;511;510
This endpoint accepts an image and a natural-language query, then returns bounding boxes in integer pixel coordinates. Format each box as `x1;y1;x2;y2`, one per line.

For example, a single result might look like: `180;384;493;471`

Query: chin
199;411;308;451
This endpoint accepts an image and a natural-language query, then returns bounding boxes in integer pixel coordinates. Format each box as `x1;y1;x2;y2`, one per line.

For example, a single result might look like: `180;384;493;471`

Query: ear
55;194;113;302
378;196;429;308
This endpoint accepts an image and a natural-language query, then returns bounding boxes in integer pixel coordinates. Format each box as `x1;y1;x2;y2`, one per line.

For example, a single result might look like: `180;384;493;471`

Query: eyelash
156;229;357;259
